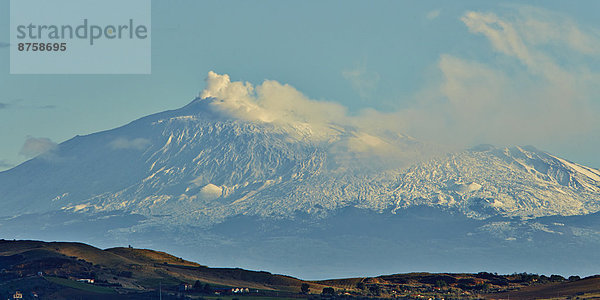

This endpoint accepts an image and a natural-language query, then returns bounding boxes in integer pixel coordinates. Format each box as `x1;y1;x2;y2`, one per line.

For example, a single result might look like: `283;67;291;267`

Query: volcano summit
1;72;599;279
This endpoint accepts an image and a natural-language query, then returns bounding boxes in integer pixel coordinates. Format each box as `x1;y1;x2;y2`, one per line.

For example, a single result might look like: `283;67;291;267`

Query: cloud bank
405;7;600;148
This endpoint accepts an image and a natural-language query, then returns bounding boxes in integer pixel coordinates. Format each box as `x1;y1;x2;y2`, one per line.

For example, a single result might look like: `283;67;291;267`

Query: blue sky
1;0;599;171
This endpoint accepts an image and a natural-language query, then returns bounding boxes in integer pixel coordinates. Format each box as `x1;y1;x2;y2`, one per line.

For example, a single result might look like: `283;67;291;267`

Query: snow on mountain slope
1;91;599;228
388;145;600;219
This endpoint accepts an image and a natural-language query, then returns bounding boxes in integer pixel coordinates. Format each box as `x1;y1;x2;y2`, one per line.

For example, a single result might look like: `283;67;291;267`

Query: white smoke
195;6;600;167
19;136;57;158
201;71;348;127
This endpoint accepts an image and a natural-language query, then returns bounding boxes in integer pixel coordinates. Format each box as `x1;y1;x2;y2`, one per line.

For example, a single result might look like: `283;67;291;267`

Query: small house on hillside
178;283;192;291
232;287;249;293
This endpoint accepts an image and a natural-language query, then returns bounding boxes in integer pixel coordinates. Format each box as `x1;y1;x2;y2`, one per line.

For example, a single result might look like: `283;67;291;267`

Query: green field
45;276;116;294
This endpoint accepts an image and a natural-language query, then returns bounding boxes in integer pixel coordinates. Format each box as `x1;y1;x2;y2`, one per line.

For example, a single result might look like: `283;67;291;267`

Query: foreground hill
0;239;326;299
1;240;599;299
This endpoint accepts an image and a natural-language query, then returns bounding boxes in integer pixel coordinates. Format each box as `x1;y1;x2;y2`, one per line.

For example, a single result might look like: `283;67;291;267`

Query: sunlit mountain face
1;72;600;279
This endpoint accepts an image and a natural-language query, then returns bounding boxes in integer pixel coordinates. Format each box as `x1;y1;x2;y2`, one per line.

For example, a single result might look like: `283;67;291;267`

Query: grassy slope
4;240;599;299
45;276;116;294
0;240;332;294
487;276;600;300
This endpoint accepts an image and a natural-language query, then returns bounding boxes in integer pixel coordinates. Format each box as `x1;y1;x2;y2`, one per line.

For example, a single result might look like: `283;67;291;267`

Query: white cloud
0;159;13;169
426;9;441;20
341;62;380;100
514;6;600;56
19;136;57;158
460;10;569;83
406;7;600;148
109;137;151;150
461;11;533;65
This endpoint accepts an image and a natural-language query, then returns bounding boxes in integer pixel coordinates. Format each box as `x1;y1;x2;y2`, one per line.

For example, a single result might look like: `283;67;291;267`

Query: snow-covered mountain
1;96;598;226
1;79;600;278
389;144;600;219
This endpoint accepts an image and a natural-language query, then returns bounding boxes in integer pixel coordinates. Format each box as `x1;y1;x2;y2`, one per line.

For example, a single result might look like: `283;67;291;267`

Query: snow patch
52;193;69;202
552;155;600;182
199;184;223;200
62;204;90;212
452;182;482;194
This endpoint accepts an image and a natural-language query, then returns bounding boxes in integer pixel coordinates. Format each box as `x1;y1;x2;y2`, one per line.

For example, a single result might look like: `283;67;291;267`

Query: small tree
356;282;365;290
435;280;448;288
369;285;381;296
203;283;212;294
193;280;203;291
322;287;335;295
301;283;310;294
